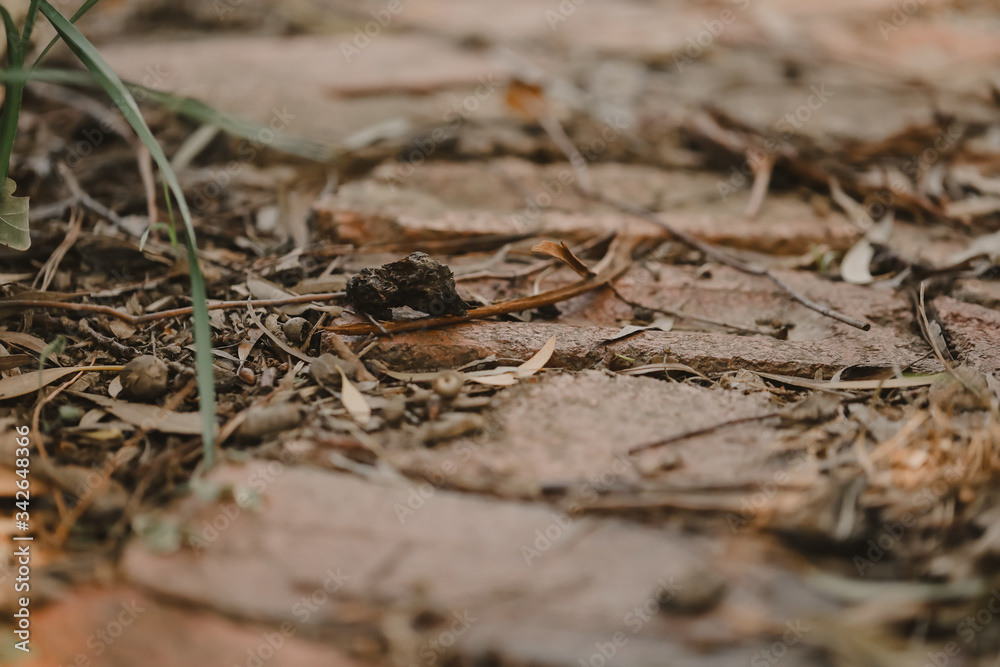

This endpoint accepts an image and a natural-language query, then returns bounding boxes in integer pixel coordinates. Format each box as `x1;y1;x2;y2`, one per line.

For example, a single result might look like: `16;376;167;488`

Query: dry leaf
68;392;203;435
755;371;945;392
0;365;123;400
108;376;123;399
515;334;557;378
950;229;1000;265
840;238;875;285
532;240;594;278
109;319;136;339
338;366;371;423
841;214;892;285
0;354;33;372
617;362;708;380
601;317;675;343
0;331;49;355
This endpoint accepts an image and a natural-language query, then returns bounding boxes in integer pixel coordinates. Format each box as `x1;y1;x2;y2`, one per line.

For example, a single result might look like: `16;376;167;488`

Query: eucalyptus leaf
0;178;30;250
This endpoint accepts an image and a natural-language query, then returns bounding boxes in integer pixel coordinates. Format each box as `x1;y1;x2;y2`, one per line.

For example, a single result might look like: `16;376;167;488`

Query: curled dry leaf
378;336;559;388
840;213;893;285
469;334;558;385
601;317;675;343
532;240;594;279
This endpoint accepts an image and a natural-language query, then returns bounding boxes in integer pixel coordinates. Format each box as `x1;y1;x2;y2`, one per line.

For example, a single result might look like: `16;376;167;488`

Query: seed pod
119;355;169;401
238;367;256;385
236;404;303;440
432;371;463;400
283;317;310;345
382;397;407;426
420;413;485;446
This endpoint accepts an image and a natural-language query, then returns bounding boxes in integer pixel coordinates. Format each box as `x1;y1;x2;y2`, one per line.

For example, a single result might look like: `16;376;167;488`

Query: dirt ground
2;0;1000;665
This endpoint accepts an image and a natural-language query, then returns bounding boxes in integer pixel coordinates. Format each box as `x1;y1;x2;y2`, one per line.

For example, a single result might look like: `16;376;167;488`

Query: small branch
628;413;780;455
0;292;345;325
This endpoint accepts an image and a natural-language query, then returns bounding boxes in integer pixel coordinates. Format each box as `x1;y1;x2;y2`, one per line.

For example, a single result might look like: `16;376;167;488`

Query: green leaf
0;178;30;250
38;334;65;371
35;1;218;466
0;5;26;185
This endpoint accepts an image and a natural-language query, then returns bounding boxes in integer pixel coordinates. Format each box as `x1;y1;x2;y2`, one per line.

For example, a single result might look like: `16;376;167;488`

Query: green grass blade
21;1;40;43
31;0;103;67
0;68;338;163
35;0;217;466
0;5;26;185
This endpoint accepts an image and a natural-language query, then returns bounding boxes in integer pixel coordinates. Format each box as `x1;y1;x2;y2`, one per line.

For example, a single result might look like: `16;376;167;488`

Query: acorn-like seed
119;355;170;401
432;371;463;399
382;397;406;426
283;317;310;344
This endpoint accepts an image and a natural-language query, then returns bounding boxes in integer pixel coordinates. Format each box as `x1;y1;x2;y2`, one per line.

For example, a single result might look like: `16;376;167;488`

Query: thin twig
0;292;345;325
33;206;83;291
628;413;780;455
